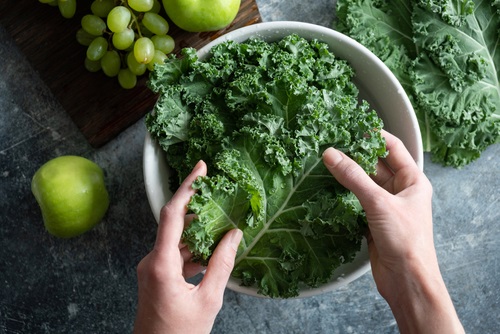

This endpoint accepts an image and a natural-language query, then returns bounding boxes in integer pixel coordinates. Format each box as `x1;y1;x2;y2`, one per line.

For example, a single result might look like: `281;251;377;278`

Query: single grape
81;14;106;36
91;0;115;18
118;68;137;89
112;28;135;50
141;12;169;35
147;50;167;71
58;0;77;18
149;0;161;14
85;57;102;72
87;36;108;61
101;50;121;77
127;0;154;12
107;6;131;33
39;0;58;5
151;34;175;54
76;28;96;46
134;37;155;64
126;52;147;76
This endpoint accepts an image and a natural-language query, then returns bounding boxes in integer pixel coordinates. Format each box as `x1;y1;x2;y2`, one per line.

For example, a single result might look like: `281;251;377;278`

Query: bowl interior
143;21;423;298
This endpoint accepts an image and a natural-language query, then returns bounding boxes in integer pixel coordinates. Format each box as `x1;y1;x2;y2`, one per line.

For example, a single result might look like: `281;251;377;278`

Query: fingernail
229;229;243;252
323;148;344;168
193;160;204;172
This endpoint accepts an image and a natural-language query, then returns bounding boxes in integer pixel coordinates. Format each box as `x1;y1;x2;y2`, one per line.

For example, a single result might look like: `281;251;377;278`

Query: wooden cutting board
0;0;261;147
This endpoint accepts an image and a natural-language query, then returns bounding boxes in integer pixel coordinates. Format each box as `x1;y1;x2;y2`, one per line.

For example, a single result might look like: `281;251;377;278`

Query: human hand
323;131;464;334
324;130;434;297
133;160;243;334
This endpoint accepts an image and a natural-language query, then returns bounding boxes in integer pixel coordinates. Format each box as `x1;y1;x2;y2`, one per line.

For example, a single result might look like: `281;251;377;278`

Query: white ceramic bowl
143;21;423;298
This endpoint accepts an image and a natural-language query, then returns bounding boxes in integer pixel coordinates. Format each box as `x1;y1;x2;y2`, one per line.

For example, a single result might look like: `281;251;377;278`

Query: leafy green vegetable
336;0;500;167
146;34;387;298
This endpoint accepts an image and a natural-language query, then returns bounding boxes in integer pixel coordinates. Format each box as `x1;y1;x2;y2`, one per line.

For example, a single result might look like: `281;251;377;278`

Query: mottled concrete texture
1;1;499;333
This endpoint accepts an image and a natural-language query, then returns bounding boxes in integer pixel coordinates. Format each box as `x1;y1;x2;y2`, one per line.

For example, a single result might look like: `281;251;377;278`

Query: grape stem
120;0;144;38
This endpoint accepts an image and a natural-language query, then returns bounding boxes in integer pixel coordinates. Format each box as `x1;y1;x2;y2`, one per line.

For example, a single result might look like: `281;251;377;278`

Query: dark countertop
1;1;499;333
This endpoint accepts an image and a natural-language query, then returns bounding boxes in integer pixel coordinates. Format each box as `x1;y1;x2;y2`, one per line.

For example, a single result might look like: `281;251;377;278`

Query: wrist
383;260;464;334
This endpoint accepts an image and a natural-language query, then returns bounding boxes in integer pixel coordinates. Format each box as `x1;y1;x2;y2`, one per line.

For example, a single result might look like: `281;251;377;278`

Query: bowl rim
143;21;423;298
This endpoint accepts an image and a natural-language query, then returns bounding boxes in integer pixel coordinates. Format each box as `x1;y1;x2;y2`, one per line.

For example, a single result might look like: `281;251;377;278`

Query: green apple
31;155;109;238
162;0;241;32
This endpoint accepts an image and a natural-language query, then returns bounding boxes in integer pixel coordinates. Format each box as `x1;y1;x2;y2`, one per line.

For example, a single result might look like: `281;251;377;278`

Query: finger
381;130;418;173
199;229;243;295
155;160;207;253
322;147;385;207
371;157;394;187
180;244;193;263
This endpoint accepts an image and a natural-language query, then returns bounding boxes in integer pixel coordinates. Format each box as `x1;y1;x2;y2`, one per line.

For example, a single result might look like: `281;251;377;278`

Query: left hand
133;160;243;334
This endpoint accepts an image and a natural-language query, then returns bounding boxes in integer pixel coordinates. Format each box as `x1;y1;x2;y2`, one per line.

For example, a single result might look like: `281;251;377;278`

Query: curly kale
336;0;500;167
146;34;387;298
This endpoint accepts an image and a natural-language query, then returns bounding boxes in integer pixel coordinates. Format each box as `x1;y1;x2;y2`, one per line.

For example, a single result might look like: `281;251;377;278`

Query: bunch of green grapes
76;0;175;89
39;0;77;19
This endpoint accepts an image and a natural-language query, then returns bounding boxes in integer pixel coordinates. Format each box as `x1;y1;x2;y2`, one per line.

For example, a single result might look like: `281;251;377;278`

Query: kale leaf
336;0;500;167
146;34;387;298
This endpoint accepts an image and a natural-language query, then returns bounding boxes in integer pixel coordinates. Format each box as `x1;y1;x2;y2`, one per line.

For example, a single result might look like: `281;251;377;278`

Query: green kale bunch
146;34;387;298
336;0;500;167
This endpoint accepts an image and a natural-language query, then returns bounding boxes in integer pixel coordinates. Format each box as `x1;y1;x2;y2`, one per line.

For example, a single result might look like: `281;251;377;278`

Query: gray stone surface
1;1;499;333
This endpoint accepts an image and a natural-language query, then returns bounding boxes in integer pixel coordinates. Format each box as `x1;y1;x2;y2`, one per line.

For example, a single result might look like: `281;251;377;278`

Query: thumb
200;229;243;293
322;147;382;207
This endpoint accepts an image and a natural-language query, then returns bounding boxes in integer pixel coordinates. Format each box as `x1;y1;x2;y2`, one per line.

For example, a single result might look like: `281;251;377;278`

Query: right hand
322;130;464;334
323;130;434;297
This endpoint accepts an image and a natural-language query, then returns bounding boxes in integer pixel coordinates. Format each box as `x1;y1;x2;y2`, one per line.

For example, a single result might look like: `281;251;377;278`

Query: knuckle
387;133;404;150
419;173;433;196
339;160;362;182
136;258;147;279
136;252;168;283
201;290;224;312
218;254;235;275
340;161;373;193
211;246;236;277
160;201;178;219
160;202;172;215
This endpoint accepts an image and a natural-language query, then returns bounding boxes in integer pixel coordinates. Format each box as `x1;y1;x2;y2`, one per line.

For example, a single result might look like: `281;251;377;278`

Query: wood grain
0;0;261;147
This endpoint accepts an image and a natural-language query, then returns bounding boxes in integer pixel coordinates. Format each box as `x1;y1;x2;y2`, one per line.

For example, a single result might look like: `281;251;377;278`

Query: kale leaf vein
146;34;387;298
336;0;500;167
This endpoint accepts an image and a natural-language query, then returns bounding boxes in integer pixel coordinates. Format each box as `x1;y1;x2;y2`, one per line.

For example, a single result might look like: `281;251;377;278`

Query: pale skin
133;160;243;334
134;131;464;334
323;130;464;334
